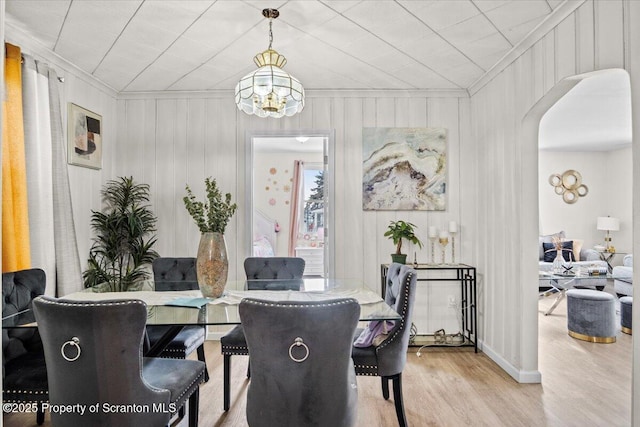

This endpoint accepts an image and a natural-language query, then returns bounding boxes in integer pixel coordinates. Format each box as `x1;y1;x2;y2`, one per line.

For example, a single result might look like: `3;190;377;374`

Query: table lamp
596;216;620;251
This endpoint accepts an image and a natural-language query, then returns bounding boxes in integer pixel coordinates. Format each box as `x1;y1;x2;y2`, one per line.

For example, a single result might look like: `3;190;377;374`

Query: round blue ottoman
620;296;632;335
566;289;616;343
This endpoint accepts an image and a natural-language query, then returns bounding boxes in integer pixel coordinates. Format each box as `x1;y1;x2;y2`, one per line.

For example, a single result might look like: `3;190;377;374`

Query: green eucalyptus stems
183;177;238;234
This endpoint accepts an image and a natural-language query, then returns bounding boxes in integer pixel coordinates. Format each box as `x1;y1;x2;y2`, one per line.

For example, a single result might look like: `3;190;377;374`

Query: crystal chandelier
235;8;305;118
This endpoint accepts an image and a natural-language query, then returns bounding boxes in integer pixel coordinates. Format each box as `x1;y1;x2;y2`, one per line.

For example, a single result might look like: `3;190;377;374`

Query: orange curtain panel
2;43;31;272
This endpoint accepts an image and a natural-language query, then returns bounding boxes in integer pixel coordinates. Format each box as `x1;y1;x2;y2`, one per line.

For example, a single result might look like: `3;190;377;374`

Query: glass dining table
2;278;400;356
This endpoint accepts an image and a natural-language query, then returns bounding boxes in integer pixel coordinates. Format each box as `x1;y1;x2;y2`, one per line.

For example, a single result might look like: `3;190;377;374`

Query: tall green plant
183;177;237;234
83;176;158;291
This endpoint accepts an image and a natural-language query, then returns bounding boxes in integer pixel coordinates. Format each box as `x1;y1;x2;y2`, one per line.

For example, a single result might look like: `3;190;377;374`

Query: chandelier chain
268;19;273;50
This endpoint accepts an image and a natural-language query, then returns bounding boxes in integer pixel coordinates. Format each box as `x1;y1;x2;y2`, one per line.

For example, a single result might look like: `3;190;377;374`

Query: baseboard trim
482;342;542;384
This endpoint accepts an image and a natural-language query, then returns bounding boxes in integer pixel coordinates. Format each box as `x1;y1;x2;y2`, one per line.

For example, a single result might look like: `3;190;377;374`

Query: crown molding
468;0;587;96
117;88;469;101
4;21;118;99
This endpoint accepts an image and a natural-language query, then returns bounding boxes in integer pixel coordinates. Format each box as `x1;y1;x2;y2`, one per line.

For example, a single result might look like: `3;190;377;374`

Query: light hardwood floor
4;292;631;427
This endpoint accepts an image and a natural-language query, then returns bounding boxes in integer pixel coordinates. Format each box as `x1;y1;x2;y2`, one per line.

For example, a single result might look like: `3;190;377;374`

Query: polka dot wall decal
265;186;270;191
283;185;290;192
273;181;277;185
269;198;276;206
285;201;289;205
270;168;277;175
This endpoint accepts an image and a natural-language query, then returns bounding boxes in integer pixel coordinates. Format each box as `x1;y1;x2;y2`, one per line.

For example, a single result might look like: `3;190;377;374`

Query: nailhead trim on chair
171;371;206;407
3;391;48;396
376;272;412;353
221;345;249;355
242;299;357;308
38;299;146;308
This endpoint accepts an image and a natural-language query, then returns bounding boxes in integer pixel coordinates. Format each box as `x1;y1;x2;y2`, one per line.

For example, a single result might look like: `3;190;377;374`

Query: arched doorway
521;68;633;381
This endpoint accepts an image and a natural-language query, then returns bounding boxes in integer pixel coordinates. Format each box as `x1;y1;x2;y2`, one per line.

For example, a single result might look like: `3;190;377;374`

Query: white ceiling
539;69;632;151
254;136;325;153
5;0;564;93
5;0;631;152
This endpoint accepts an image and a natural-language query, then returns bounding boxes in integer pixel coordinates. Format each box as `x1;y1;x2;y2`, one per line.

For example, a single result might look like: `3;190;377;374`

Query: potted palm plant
384;220;423;264
184;177;237;298
83;177;158;292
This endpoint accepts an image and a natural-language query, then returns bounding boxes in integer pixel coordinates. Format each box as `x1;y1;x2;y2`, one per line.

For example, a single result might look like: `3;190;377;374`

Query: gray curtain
21;54;82;296
48;66;83;295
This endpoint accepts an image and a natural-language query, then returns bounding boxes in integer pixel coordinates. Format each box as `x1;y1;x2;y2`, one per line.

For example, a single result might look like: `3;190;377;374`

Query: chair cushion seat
146;326;205;358
351;330;378;376
143;357;205;409
220;325;248;355
3;351;49;402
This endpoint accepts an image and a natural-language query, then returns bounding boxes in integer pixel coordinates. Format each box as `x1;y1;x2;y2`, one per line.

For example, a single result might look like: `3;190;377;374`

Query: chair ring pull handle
61;337;81;362
288;337;309;363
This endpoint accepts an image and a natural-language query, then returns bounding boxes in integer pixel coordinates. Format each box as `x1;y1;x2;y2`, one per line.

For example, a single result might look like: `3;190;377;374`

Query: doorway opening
246;130;334;278
521;68;632;383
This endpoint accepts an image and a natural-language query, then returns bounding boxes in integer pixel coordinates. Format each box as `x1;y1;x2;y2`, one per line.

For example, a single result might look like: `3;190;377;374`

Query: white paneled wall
115;93;472;336
470;0;639;386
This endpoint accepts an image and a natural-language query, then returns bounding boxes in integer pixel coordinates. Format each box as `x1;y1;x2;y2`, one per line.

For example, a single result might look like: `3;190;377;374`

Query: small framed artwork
67;103;102;169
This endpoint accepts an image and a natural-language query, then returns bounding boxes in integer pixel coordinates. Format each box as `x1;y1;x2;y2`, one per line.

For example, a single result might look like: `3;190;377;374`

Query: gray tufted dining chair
148;257;209;382
351;263;417;427
2;268;48;425
240;297;360;427
220;257;305;411
33;296;205;427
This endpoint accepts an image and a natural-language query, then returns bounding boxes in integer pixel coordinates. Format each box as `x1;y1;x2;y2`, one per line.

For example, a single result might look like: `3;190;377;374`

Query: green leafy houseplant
384;220;423;263
183;177;238;234
83;176;158;291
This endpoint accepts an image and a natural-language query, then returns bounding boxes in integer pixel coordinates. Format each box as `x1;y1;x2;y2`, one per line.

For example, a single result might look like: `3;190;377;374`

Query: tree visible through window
302;168;324;234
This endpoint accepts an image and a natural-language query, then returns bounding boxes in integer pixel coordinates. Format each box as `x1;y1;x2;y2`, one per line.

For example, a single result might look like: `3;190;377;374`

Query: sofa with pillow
613;254;633;297
539;231;608;291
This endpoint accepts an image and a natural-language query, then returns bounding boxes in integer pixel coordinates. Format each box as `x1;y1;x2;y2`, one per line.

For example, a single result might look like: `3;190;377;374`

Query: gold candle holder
439;236;449;264
450;232;457;264
429;236;438;264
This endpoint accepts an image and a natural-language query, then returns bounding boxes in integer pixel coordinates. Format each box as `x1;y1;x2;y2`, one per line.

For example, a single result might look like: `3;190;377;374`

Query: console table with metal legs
381;263;478;353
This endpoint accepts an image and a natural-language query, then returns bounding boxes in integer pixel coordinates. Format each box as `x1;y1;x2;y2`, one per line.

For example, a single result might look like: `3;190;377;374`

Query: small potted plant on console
384;220;423;264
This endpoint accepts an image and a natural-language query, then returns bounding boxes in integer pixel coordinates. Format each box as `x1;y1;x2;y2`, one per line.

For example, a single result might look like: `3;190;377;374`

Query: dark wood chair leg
188;388;199;427
196;343;209;382
224;354;231;411
36;405;45;425
381;376;390;400
178;405;185;419
392;374;407;427
247;359;251;378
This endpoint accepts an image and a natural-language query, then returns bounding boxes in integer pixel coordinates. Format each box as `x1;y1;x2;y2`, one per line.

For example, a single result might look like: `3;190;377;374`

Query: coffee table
539;271;612;315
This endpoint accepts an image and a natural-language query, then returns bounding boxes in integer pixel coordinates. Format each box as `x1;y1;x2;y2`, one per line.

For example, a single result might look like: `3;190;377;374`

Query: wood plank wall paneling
470;0;636;382
113;94;470;337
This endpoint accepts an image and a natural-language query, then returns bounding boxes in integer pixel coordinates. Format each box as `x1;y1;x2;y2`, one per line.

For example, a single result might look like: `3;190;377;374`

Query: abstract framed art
67;103;102;169
362;127;447;211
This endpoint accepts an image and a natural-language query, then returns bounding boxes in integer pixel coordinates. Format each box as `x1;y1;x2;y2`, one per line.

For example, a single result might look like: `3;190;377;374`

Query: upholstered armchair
33;296;206;427
149;257;209;382
220;257;305;411
614;254;633;297
240;297;360;427
352;263;417;427
2;268;48;425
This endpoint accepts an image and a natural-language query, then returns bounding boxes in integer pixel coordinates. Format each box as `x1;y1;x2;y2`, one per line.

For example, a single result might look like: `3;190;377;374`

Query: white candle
439;230;449;239
449;221;457;233
428;226;437;238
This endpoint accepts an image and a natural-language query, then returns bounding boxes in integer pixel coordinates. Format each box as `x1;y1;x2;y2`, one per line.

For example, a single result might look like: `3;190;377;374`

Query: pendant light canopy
235;8;305;118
